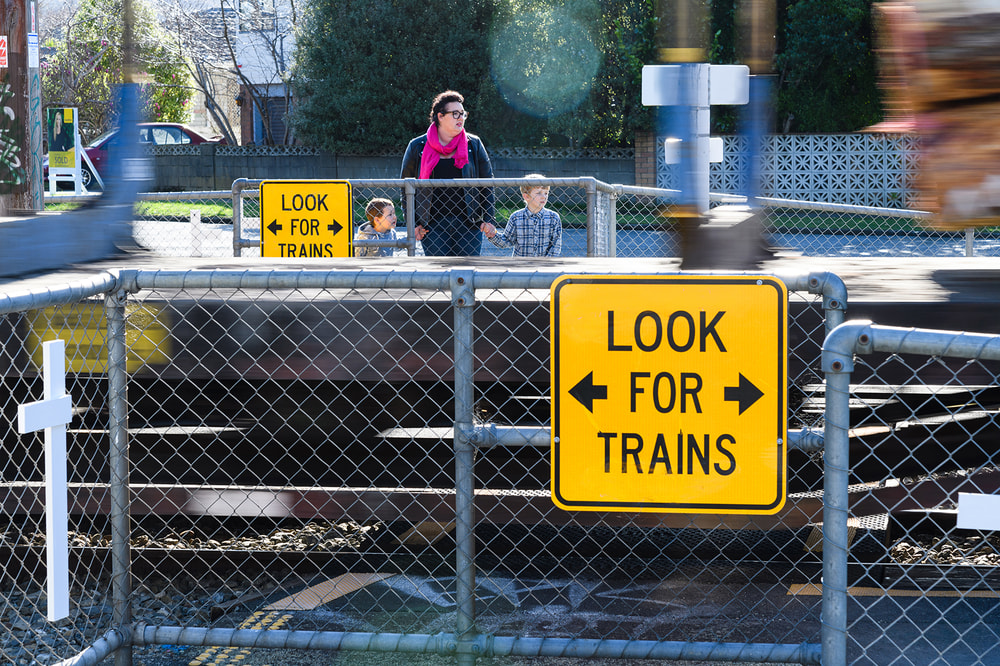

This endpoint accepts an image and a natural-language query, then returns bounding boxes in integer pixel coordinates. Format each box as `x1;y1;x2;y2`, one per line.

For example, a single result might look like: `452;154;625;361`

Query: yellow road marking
188;610;290;666
789;583;1000;598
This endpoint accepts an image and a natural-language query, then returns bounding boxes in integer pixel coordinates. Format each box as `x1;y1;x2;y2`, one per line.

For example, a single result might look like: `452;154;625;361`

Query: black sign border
551;275;788;513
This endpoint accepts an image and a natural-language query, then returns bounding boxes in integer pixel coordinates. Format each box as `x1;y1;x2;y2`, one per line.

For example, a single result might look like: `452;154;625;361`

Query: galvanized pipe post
106;287;133;666
451;269;479;666
585;178;597;257
232;179;247;257
821;321;870;666
404;179;417;256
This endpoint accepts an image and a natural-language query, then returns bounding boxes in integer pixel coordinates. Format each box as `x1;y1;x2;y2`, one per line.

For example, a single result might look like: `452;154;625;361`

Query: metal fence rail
1;268;848;666
823;322;1000;665
46;178;992;259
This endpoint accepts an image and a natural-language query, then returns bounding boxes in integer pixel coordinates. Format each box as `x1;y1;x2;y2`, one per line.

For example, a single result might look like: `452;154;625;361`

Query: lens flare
489;7;600;118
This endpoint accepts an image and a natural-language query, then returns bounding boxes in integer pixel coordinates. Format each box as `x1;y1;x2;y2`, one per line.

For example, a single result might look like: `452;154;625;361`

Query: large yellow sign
260;180;353;258
550;275;788;514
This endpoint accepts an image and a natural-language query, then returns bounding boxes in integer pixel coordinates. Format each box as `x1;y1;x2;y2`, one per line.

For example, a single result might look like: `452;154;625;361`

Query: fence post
106;287;134;666
232;179;247;257
451;269;478;666
404;179;417;256
821;321;870;666
585;178;597;257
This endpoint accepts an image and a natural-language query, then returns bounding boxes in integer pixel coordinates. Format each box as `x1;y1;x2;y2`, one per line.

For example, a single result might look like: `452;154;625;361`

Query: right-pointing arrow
569;371;608;413
724;373;764;415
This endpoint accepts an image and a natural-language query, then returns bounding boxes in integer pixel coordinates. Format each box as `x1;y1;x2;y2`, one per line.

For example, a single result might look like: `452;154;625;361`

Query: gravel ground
6;518;996;665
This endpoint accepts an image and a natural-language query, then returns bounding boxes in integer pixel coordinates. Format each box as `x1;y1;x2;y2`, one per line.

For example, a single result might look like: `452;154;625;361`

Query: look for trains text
599;308;741;478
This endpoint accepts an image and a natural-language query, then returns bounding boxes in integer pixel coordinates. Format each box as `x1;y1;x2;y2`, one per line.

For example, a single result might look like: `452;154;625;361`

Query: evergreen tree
292;0;494;152
774;0;880;132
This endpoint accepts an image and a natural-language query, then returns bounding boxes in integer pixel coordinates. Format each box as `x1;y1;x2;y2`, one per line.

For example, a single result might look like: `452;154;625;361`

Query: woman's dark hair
429;90;464;126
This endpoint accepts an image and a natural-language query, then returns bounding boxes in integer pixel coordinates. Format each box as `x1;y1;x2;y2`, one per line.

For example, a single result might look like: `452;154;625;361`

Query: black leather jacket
400;132;496;229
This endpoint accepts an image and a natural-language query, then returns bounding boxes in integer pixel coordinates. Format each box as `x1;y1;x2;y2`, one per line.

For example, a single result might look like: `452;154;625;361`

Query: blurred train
871;1;1000;231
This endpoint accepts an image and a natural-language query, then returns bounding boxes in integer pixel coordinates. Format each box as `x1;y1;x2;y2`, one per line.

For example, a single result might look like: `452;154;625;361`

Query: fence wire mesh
48;178;995;260
2;268;845;665
822;323;1000;665
1;292;119;665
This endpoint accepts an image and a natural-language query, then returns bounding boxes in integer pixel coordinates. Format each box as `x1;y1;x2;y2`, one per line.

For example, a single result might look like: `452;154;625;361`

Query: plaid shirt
487;207;562;256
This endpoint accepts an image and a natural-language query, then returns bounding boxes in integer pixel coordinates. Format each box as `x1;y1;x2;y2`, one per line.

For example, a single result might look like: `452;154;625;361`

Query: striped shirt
487;207;562;257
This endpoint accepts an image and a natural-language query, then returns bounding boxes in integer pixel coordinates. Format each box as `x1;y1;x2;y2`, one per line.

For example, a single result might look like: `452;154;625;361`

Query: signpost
260;180;353;258
550;275;787;514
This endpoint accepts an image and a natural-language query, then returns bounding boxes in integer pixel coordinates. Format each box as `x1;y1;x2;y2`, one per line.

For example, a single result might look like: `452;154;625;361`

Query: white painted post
17;339;74;621
190;209;203;257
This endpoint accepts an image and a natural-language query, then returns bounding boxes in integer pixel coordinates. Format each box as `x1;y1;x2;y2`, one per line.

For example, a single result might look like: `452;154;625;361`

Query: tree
291;0;655;151
41;0;193;141
291;0;494;152
159;1;241;145
774;0;880;132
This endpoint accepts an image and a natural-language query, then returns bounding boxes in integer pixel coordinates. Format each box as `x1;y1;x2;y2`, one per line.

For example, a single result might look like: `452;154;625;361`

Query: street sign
550;275;788;514
260;180;353;258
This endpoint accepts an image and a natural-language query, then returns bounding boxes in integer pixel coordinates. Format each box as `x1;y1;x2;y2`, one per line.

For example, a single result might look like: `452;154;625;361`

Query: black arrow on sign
569;371;607;413
724;374;764;415
267;219;282;235
328;219;344;235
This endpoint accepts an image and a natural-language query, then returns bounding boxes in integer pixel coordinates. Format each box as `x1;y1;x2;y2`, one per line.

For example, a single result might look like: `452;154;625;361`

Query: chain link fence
46;177;995;259
52;182;1000;261
6;269;1000;665
823;322;1000;665
1;267;845;665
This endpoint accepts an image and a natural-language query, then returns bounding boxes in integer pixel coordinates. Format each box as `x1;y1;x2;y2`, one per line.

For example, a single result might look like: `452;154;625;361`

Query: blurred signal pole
652;0;776;269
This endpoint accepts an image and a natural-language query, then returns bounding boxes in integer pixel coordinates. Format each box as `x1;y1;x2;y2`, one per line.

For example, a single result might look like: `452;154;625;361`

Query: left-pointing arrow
724;373;764;415
569;371;608;413
328;220;344;235
267;219;282;235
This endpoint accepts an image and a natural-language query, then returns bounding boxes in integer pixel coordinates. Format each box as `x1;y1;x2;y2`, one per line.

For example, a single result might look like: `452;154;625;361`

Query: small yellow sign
550;275;788;514
260;180;353;258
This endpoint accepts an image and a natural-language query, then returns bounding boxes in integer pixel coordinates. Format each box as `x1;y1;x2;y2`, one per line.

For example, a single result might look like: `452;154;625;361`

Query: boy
355;198;425;257
480;174;562;256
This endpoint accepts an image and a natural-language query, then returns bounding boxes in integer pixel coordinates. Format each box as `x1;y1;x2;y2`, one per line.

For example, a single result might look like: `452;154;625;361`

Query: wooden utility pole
0;0;42;212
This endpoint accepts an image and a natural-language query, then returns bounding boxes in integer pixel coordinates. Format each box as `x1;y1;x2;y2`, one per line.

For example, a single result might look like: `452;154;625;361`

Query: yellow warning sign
27;302;170;374
260;180;353;258
550;275;788;514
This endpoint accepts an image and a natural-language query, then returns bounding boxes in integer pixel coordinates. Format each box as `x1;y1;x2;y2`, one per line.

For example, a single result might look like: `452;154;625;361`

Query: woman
50;111;74;153
400;90;495;256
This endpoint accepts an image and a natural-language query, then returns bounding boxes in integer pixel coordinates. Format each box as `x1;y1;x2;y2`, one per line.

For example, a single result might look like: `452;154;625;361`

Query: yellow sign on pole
550;275;788;514
260;180;353;258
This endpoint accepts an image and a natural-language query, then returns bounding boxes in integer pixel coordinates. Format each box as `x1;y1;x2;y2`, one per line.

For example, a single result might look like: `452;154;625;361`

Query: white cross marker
18;339;73;621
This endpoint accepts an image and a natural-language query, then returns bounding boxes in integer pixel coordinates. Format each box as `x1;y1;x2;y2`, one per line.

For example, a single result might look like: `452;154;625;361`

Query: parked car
44;122;228;190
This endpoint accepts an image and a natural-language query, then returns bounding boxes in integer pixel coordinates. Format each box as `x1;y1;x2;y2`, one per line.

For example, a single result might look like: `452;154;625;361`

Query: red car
46;122;228;190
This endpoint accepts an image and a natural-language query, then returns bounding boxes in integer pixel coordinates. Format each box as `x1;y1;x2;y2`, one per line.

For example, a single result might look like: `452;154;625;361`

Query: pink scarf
419;125;469;179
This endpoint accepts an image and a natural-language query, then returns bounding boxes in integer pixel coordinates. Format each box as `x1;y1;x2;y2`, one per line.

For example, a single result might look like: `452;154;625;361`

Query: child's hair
520;173;547;196
365;198;393;224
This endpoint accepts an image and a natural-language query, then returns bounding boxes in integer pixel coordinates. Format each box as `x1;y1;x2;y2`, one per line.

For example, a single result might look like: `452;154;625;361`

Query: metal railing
43;179;994;259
